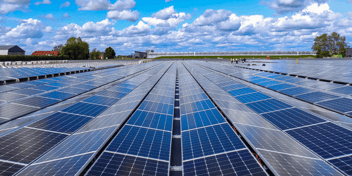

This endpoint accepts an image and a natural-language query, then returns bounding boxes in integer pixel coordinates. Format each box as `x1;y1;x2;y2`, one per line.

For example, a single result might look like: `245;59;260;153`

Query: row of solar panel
177;63;268;175
0;63;168;175
197;61;352;175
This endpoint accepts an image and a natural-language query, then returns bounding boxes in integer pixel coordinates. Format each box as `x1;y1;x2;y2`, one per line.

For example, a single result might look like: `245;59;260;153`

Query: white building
0;45;26;56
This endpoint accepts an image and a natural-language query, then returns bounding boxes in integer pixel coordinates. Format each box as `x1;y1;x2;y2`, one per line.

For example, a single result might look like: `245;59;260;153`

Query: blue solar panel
257;81;281;87
96;90;127;99
329;155;352;175
182;123;245;160
138;101;174;115
10;88;44;96
28;112;92;134
0;92;28;102
32;85;59;91
41;91;75;100
228;88;257;96
317;98;352;113
222;84;246;91
17;153;93;176
61;102;108;117
278;87;314;96
47;82;70;87
181;109;225;131
267;83;296;91
72;84;96;90
183;150;266;176
127;110;173;131
246;99;292;114
15;96;60;108
295;92;339;103
251;78;270;83
0;161;24;176
330;86;352;95
236;92;271;104
86;152;169;176
261;108;326;130
82;95;119;106
286;122;352;159
106;125;171;161
58;87;87;94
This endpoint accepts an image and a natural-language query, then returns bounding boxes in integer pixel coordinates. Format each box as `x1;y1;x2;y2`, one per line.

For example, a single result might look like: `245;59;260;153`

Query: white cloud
59;1;70;8
62;13;71;19
261;0;329;14
193;9;232;26
76;0;136;11
165;0;172;2
152;6;176;20
39;14;57;21
0;25;11;34
34;0;52;5
2;18;44;39
0;0;31;14
107;10;139;22
113;21;151;36
42;26;53;33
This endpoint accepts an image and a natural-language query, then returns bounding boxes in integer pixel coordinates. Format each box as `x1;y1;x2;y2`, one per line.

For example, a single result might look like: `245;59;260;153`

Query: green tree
104;47;116;59
90;48;101;59
312;32;349;58
60;37;89;60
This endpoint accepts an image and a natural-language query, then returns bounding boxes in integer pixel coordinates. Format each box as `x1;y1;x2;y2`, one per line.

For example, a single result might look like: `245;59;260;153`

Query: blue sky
0;0;352;55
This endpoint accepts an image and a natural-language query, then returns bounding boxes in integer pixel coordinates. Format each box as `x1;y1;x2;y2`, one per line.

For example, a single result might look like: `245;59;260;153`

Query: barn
0;45;26;56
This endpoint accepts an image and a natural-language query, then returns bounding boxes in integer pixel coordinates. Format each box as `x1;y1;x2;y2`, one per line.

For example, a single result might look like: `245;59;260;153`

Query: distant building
32;51;60;56
99;52;105;59
0;45;25;56
347;48;352;57
135;51;147;58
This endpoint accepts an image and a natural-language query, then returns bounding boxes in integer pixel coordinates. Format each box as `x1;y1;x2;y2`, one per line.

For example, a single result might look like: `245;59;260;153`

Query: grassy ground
153;55;316;59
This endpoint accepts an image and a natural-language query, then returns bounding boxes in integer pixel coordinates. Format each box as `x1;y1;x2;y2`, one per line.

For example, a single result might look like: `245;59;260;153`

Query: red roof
32;51;60;56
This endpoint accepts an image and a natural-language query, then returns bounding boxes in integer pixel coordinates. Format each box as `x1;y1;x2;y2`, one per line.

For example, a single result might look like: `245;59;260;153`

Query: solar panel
86;152;169;176
278;87;314;96
0;161;25;176
15;96;60;108
41;91;75;100
182;123;246;161
31;85;59;91
47;82;71;87
317;98;352;113
0;103;39;120
0;85;19;93
329;155;352;175
286;122;352;159
261;108;326;130
10;88;44;96
106;125;172;161
235;92;271;104
17;152;93;176
258;149;343;176
0;92;28;102
246;99;292;114
228;87;257;96
267;83;296;91
96;90;127;99
58;87;87;94
330;86;352;95
127;110;173;131
28;112;92;134
82;95;119;106
257;81;281;87
0;128;67;164
181;109;225;131
184;149;267;176
61;102;108;117
295;92;340;103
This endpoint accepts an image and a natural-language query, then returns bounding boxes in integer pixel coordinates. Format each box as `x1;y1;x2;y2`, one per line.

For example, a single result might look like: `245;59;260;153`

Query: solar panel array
2;60;352;175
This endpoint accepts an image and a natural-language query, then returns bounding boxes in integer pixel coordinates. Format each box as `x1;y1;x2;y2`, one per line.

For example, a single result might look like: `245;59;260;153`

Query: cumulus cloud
193;9;232;26
34;0;52;5
2;18;44;39
62;13;72;20
0;0;31;14
152;6;176;20
39;14;57;21
42;26;53;33
107;10;139;22
59;1;70;8
261;0;329;14
76;0;136;11
116;21;152;36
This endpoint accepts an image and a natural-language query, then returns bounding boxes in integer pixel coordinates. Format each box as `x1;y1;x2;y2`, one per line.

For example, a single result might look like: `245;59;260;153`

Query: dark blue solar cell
296;92;340;103
0;161;24;175
246;99;292;114
279;87;314;96
181;109;224;131
17;153;93;176
251;78;270;83
72;84;96;90
0;92;28;102
82;95;119;106
286;122;352;159
28;112;92;134
262;108;326;130
236;92;271;104
41;91;75;100
47;82;70;87
317;98;352;113
7;83;32;89
128;110;173;131
86;152;169;176
182;123;245;160
329;155;352;175
24;81;47;86
96;90;127;99
222;84;246;91
15;96;60;108
228;88;257;96
61;102;108;117
183;150;266;176
331;86;352;95
10;88;44;96
258;81;281;87
58;87;86;94
107;125;171;161
268;83;296;91
32;85;59;91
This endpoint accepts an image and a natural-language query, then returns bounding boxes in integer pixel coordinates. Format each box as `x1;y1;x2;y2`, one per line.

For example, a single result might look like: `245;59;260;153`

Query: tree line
53;37;116;60
312;32;350;58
